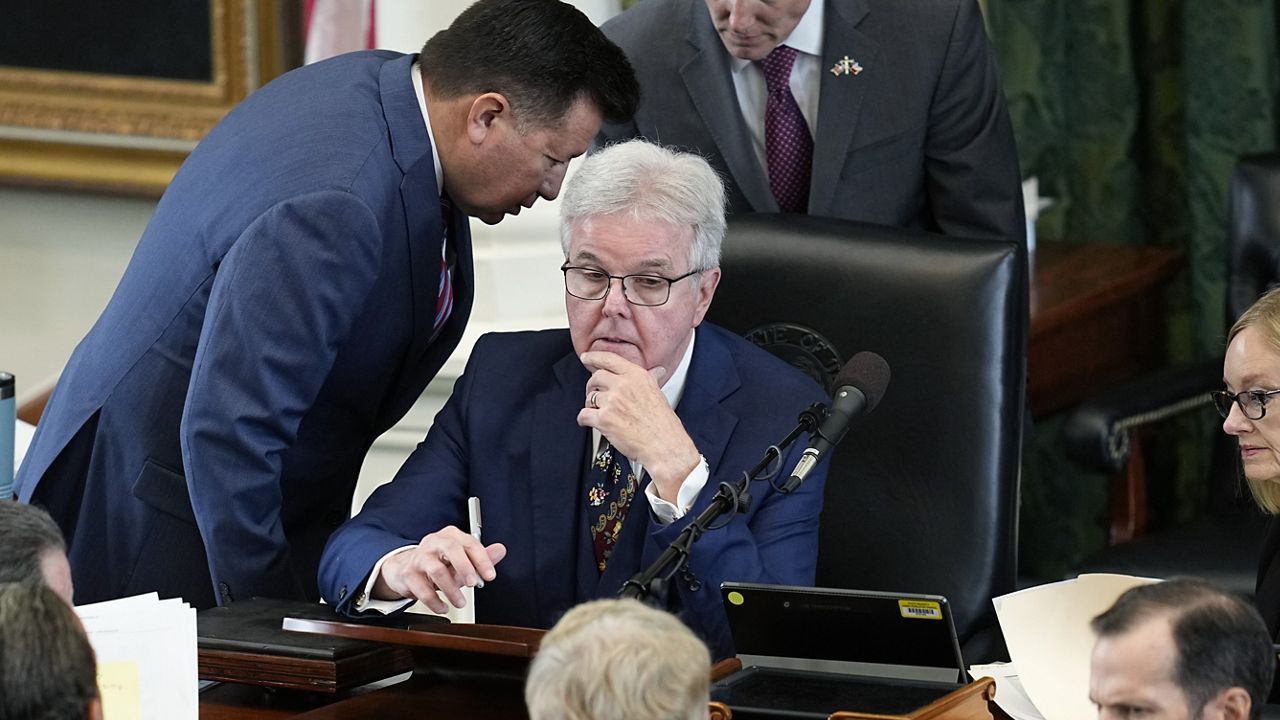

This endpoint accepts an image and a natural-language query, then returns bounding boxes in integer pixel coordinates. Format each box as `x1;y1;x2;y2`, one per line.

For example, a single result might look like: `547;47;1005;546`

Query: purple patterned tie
757;45;813;214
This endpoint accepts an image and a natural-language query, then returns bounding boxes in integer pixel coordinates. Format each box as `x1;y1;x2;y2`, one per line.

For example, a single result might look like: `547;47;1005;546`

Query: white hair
525;598;711;720
560;140;726;271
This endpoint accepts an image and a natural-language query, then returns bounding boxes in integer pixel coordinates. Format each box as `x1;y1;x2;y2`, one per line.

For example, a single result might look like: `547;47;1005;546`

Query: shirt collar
729;0;826;74
411;60;445;194
593;329;698;457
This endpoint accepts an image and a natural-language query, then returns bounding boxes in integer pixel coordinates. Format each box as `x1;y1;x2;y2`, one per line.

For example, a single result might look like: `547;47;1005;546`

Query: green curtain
987;0;1279;577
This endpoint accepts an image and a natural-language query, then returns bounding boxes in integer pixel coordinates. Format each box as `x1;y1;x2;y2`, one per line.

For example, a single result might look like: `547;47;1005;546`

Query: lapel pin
830;55;863;76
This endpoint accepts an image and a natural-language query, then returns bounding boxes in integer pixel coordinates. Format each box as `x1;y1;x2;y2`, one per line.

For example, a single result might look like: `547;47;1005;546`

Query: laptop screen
721;582;965;683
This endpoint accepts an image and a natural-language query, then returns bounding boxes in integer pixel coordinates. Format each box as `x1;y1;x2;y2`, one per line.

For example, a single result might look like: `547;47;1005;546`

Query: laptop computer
713;582;968;719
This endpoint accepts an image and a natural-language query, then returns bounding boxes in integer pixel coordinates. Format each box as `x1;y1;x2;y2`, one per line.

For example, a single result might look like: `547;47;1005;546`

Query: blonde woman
1219;287;1280;639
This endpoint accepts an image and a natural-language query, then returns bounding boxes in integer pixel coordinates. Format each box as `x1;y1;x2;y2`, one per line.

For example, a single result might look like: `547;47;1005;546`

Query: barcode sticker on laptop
898;599;942;620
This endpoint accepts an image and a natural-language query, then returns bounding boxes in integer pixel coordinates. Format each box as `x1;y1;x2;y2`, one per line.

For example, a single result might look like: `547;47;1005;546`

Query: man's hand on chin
576;350;701;502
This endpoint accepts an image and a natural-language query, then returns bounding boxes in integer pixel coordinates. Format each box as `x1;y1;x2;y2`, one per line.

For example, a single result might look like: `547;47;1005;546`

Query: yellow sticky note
97;661;142;720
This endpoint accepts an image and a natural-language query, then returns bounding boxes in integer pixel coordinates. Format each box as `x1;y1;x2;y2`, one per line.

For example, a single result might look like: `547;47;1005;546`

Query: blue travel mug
0;373;13;500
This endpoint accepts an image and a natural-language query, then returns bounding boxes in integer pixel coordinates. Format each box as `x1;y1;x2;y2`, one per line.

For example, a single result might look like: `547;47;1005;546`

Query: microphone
782;352;890;493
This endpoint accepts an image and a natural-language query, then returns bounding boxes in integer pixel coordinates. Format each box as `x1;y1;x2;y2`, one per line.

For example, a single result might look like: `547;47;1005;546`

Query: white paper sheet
75;594;198;720
994;574;1158;720
969;662;1046;720
13;418;34;476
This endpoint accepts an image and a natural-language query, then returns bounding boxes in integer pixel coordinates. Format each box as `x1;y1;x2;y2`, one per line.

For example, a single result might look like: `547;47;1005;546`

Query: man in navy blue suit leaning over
16;0;639;610
319;140;830;659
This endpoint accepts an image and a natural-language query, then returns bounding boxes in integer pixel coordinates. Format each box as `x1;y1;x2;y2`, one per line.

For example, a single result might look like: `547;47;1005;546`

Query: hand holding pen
372;496;506;613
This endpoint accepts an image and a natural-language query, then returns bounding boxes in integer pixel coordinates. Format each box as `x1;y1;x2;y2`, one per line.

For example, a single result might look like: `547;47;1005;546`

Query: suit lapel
400;171;443;364
378;55;451;392
680;8;777;212
810;0;877;216
674;327;740;481
530;352;594;622
376;55;477;421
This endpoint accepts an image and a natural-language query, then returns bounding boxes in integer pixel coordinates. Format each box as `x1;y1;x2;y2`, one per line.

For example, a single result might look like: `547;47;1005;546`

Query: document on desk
971;573;1157;720
13;418;34;476
75;593;198;720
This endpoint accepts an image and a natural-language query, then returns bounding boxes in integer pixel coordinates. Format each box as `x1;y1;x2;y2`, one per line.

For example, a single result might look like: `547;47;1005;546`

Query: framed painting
0;0;300;196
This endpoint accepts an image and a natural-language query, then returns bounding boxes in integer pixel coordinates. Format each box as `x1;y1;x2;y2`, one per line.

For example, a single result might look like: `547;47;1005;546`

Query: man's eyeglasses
1211;389;1280;420
561;264;700;307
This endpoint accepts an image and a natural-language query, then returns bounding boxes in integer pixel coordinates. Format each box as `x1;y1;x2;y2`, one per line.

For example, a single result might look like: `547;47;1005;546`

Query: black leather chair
707;214;1026;662
1063;153;1280;594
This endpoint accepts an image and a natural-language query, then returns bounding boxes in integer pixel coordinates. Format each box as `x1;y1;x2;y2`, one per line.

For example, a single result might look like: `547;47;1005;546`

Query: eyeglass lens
565;269;671;306
1214;390;1267;420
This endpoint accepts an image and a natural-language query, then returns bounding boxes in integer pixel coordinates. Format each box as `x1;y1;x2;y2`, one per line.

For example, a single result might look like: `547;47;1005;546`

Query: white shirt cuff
644;455;709;524
354;545;416;614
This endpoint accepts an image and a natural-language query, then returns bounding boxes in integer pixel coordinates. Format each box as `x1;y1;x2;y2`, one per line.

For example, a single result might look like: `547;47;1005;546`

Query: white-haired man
526;598;711;720
319;139;829;658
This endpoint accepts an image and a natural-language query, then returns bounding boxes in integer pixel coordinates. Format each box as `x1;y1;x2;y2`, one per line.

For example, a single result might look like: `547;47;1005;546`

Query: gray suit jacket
599;0;1026;245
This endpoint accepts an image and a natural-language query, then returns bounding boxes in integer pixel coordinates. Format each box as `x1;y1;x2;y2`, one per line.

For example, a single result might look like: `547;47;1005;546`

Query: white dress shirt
410;61;444;192
727;0;826;175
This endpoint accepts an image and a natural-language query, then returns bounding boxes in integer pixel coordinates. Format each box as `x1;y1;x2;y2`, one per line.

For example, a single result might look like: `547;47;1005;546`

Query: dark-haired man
1089;579;1274;720
17;0;639;610
0;502;73;604
0;583;101;720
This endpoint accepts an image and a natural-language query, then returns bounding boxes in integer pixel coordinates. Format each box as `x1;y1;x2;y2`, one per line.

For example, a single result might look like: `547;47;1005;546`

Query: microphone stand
618;403;826;603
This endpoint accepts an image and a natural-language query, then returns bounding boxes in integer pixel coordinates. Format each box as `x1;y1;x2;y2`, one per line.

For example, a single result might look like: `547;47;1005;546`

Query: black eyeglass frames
1212;388;1280;420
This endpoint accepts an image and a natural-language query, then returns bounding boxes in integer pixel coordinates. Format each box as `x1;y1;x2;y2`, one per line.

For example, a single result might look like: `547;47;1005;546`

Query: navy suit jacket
16;51;472;609
598;0;1026;246
319;324;829;658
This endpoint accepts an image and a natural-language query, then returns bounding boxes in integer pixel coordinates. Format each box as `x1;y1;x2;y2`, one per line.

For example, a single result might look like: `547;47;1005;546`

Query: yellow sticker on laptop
898;599;942;620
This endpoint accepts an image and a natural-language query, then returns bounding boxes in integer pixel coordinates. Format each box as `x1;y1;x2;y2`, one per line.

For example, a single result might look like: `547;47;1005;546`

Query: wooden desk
200;674;527;720
1029;243;1183;417
201;656;1005;719
201;673;1005;720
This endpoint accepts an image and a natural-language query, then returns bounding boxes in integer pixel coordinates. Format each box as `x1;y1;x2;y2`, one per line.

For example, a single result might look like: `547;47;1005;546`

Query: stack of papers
75;593;198;720
969;574;1158;720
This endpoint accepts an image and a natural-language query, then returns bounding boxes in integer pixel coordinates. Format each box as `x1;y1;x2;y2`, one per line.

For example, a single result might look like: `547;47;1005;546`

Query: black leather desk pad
198;597;445;659
712;666;961;719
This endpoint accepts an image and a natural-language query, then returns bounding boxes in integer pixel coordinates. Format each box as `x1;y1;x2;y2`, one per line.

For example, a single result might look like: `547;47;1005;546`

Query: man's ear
465;92;511;145
89;696;104;720
1202;686;1251;720
690;267;721;328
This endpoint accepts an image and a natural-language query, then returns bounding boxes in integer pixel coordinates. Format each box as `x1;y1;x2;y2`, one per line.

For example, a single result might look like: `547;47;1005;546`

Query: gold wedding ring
589;391;600;409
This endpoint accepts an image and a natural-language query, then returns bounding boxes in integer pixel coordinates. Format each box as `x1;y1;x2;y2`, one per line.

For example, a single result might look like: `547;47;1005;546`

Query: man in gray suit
598;0;1026;246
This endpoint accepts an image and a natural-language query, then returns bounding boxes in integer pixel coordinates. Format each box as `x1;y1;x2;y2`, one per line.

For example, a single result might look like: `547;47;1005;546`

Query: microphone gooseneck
782;352;890;493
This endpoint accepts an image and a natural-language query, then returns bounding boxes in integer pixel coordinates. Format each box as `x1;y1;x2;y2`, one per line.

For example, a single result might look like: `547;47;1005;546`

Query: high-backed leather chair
1064;153;1280;593
707;214;1026;662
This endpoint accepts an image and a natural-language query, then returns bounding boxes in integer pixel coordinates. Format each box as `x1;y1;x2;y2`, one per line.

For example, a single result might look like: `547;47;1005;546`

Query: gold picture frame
0;0;299;196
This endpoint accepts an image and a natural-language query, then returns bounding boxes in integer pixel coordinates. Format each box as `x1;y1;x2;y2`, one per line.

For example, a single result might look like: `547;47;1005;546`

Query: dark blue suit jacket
319;323;828;658
16;51;472;608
